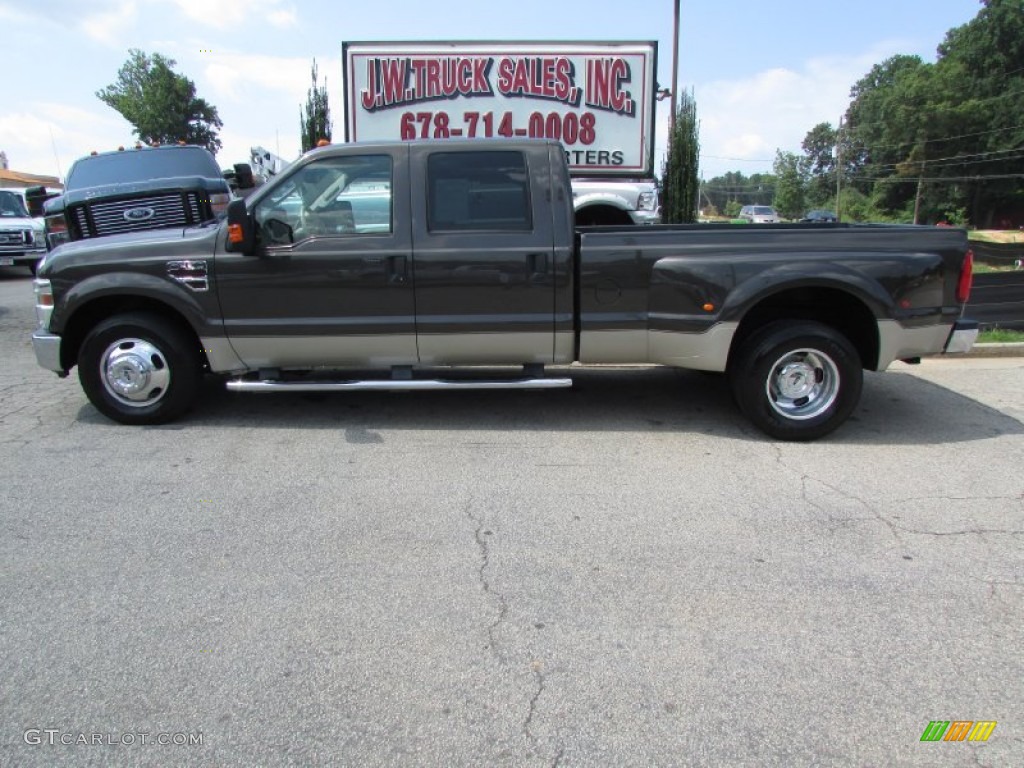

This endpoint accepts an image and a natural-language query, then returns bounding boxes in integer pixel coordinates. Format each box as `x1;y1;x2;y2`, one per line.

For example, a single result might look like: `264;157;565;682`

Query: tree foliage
772;151;807;220
702;171;775;217
661;90;700;223
839;0;1024;225
708;1;1024;225
96;49;223;154
300;59;333;153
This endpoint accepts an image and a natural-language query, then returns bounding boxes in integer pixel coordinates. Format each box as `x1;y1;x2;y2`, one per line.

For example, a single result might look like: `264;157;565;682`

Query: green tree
97;49;222;154
772;150;807;220
300;59;332;153
839;1;1024;226
801;122;837;207
660;90;700;223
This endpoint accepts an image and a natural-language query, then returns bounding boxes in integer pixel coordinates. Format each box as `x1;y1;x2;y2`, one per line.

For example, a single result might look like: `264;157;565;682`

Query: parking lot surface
1;269;1021;767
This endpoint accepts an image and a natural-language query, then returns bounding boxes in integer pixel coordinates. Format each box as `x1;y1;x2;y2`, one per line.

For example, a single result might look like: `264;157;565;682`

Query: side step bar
226;377;573;393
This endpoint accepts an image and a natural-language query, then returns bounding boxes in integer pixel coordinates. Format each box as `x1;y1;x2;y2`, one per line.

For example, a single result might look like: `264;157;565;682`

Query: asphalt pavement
0;269;1021;767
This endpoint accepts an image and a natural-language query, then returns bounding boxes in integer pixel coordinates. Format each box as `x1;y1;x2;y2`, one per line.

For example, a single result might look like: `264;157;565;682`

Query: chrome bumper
944;319;978;355
32;331;64;373
628;209;661;225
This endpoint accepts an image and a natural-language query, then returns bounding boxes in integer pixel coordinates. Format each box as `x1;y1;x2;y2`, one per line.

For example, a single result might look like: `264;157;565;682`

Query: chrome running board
226;377;573;393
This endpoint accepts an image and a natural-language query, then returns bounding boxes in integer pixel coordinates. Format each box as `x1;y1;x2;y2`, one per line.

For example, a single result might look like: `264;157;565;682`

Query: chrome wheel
100;338;171;407
765;348;839;420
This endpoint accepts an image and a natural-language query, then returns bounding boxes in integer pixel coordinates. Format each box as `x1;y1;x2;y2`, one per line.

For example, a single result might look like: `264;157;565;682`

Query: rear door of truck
409;142;562;364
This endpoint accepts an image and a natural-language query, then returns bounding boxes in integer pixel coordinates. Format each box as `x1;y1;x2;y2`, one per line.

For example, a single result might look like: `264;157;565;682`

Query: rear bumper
32;331;65;373
944;319;978;354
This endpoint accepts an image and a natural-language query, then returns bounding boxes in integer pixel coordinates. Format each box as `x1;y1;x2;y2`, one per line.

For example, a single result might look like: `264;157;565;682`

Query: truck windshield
66;148;221;189
0;190;29;217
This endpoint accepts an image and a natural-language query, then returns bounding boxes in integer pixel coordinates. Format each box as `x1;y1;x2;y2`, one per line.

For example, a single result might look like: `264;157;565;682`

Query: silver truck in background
572;177;660;226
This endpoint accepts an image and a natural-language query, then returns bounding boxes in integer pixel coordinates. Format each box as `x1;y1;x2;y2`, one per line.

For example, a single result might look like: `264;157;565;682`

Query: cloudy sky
0;0;980;181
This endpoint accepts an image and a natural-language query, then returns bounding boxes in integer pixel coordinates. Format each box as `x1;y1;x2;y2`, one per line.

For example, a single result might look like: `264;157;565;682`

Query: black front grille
74;192;208;239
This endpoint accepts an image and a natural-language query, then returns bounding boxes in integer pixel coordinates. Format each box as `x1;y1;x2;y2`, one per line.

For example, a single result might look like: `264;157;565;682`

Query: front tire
78;313;202;425
729;321;862;441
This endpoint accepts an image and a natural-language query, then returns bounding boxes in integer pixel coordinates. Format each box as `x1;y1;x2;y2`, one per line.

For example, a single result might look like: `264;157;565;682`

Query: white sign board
343;41;657;176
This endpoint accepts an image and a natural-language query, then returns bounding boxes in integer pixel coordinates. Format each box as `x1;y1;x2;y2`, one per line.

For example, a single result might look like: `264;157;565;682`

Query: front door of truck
409;145;556;364
215;147;417;368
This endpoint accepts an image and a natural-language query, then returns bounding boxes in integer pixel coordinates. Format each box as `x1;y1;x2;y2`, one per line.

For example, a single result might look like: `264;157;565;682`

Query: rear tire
729;321;862;441
78;312;202;425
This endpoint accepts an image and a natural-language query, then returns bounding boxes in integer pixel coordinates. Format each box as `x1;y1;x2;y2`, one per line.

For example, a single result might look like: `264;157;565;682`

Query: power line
865;146;1024;173
848;172;1024;183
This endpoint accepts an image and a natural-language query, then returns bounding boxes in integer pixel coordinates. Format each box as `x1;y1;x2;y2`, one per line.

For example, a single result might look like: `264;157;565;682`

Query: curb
964;342;1024;358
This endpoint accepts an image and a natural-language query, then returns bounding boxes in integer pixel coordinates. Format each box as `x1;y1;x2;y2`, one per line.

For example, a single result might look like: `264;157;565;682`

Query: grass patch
968;230;1024;244
978;328;1024;343
974;263;1021;273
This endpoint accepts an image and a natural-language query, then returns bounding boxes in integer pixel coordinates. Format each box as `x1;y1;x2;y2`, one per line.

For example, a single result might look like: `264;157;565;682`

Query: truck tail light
956;249;973;304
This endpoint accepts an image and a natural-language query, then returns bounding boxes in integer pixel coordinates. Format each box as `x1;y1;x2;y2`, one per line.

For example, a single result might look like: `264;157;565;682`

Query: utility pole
670;0;680;134
835;115;843;222
913;162;925;225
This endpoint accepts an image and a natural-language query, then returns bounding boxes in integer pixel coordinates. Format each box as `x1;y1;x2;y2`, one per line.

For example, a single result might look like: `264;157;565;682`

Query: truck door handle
386;254;407;283
527;253;549;275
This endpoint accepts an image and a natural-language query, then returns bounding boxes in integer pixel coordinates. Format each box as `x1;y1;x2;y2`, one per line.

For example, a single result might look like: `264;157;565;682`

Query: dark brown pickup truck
32;139;977;440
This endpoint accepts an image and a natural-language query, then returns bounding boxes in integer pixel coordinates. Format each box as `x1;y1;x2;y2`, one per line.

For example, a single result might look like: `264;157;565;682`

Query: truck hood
41;222;222;273
0;214;43;233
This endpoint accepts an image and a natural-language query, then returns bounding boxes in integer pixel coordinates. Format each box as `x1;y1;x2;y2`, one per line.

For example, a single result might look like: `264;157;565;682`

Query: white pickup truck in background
0;188;46;273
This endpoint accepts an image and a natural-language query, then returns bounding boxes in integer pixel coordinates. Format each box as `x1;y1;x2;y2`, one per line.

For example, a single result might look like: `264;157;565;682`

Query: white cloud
197;52;343;164
267;6;297;28
80;0;139;46
170;0;246;28
203;53;320;101
169;0;297;30
693;43;908;179
0;103;136;179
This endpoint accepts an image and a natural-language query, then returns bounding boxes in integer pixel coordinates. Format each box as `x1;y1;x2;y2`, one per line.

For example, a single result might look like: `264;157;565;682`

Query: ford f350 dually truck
32;139;977;440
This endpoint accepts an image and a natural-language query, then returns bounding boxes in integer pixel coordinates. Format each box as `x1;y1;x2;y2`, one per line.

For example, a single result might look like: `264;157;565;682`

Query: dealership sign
343;41;657;176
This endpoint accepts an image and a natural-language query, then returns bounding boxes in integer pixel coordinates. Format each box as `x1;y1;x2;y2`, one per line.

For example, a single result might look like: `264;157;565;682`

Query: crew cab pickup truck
31;139;977;440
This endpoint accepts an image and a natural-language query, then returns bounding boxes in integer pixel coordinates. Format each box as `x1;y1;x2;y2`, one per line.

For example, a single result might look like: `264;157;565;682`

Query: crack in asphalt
797;474;908;548
523;660;545;742
466;506;508;665
777;450;1023;544
466;507;563;764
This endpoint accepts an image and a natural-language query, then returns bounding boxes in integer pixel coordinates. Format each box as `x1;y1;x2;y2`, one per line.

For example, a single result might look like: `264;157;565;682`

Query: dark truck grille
0;229;33;246
71;192;205;239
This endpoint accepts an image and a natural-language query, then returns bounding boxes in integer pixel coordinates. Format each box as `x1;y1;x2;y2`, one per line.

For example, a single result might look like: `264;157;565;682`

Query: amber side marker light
957;249;974;303
227;224;244;243
702;303;715;312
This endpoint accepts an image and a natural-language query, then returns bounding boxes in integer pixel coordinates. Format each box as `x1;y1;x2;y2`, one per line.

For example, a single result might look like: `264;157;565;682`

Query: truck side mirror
225;199;256;254
233;163;256;190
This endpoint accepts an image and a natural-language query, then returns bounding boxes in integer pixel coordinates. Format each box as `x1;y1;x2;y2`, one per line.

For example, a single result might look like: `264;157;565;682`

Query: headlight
33;278;54;329
637;191;658;211
210;192;231;216
45;214;69;250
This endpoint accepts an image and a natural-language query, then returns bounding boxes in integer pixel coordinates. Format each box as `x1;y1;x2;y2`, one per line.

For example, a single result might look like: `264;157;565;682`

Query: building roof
0;169;63;189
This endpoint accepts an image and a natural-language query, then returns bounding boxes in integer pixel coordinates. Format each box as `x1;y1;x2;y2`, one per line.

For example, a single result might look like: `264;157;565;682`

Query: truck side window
254;154;393;243
427;151;532;232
